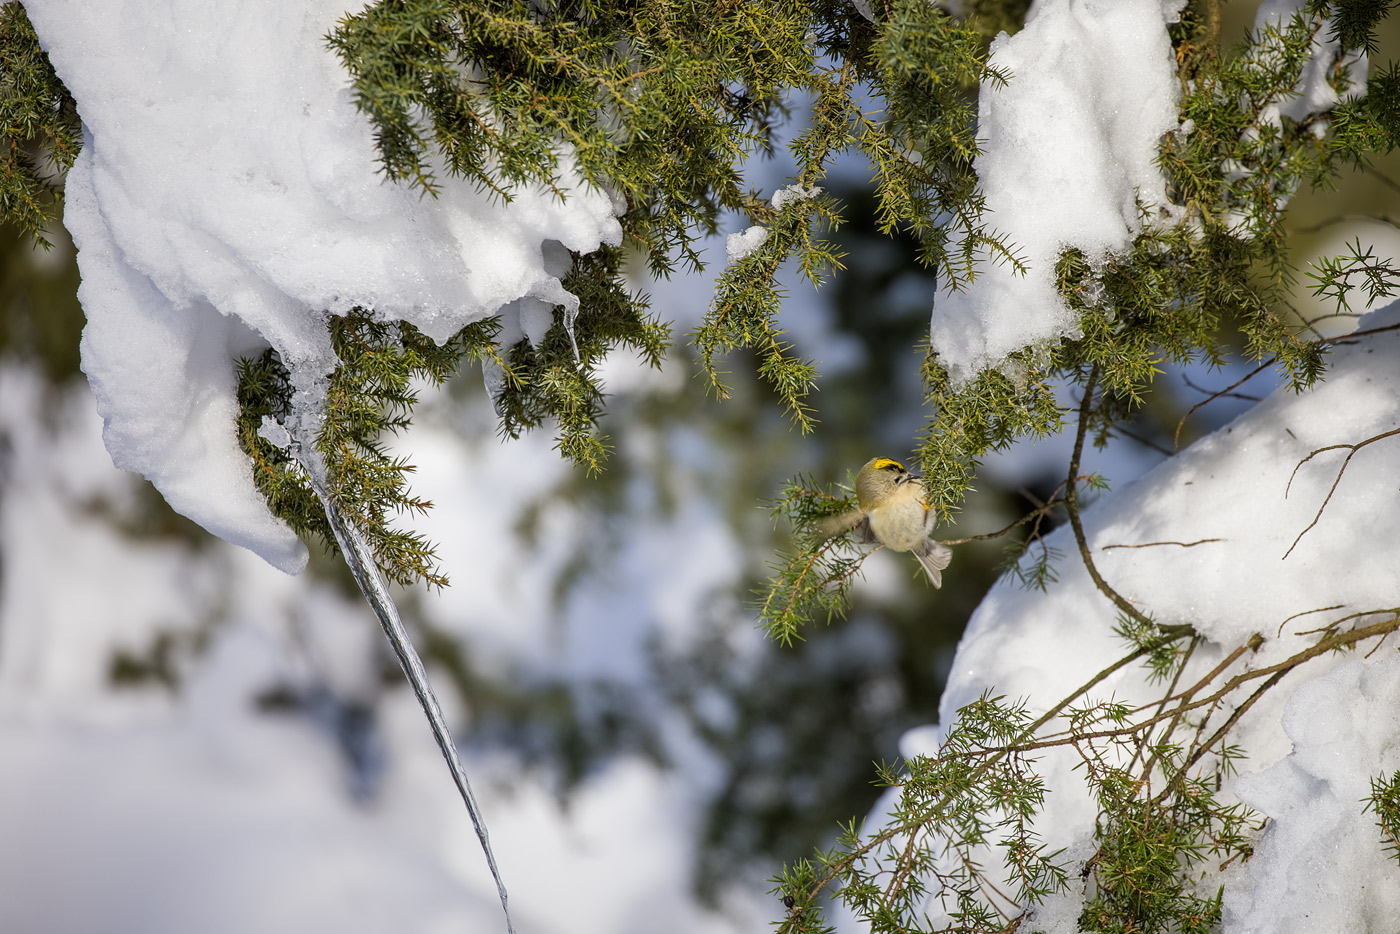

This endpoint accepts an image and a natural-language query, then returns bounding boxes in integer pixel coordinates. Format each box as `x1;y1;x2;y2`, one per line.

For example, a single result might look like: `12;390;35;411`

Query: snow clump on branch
929;0;1184;384
24;0;622;574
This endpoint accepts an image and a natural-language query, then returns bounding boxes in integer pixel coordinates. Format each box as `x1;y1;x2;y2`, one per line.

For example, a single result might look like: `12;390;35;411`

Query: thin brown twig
1015;486;1062;552
1022;625;1196;739
1288;212;1400;236
938;498;1063;545
885;818;927;909
1283;426;1400;559
1364;163;1400;198
1133;636;1200;783
1109;424;1176;457
1100;539;1222;551
1172;322;1400;450
1066;365;1158;630
1181;691;1224;782
1151;634;1264;713
960;852;1019;920
1181;372;1262;403
1156;668;1289;804
1364;628;1396;659
1019;487;1049;509
1173;359;1273;450
1299;310;1364;331
1337;321;1400;342
1276;603;1346;637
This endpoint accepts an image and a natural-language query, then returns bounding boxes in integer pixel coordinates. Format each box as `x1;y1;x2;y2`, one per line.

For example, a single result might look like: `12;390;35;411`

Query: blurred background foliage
0;150;1034;903
3;0;1399;905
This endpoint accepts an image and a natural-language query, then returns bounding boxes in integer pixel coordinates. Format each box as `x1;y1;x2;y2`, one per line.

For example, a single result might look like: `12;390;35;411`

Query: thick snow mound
900;300;1400;929
1226;652;1400;933
26;0;622;573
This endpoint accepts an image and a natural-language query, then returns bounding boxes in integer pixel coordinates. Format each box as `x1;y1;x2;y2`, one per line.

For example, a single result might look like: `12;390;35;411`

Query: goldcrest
819;457;953;587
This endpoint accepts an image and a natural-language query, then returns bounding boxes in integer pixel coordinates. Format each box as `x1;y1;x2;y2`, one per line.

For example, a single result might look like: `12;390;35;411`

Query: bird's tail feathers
914;539;953;588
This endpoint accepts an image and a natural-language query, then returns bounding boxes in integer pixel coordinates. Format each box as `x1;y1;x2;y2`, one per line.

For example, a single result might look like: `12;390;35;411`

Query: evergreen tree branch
989;611;1398;757
0;1;81;247
782;627;1195;921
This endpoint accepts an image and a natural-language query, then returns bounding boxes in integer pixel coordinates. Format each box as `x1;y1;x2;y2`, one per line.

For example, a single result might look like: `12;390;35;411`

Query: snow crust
24;0;622;574
929;0;1185;384
897;301;1400;929
1227;652;1400;932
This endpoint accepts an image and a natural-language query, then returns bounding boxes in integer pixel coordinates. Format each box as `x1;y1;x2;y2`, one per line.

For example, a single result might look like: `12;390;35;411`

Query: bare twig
1170;633;1265;704
1101;539;1222;551
1172;323;1400;450
1181;372;1262;403
1364;163;1400;198
1173;359;1274;450
1276;603;1346;637
1364;628;1396;659
1159;667;1287;803
1066;365;1160;631
1132;635;1200;782
1288;212;1400;236
1283;426;1400;559
1338;321;1400;342
939;497;1063;545
1109;424;1176;457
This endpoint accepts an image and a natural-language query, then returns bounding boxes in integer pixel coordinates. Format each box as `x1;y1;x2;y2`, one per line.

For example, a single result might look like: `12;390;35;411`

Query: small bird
819;457;953;588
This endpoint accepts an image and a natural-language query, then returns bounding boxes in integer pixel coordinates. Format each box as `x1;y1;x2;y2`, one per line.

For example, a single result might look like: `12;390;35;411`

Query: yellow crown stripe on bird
872;457;905;471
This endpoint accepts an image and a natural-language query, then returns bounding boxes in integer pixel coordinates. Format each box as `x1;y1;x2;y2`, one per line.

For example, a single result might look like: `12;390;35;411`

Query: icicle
300;455;516;934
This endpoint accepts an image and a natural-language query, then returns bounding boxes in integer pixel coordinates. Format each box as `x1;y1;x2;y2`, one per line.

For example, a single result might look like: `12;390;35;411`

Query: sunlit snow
23;0;621;574
929;0;1184;383
8;0;1400;931
894;300;1400;931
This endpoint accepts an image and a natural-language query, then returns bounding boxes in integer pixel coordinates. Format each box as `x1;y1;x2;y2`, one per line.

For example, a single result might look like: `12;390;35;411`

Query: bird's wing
913;539;953;588
815;508;867;541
